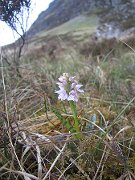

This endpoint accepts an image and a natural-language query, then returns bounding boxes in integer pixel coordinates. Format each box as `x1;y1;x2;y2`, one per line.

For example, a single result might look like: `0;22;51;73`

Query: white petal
75;84;84;92
69;76;76;82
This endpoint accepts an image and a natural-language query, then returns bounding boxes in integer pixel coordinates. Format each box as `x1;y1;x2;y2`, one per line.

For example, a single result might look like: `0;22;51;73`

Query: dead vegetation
0;32;135;179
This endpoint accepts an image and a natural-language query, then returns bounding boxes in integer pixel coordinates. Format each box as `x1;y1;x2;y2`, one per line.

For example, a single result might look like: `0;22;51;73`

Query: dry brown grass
1;32;135;179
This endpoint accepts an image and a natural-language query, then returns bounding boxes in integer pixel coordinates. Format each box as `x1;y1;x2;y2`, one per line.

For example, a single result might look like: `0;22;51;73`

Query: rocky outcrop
96;0;135;39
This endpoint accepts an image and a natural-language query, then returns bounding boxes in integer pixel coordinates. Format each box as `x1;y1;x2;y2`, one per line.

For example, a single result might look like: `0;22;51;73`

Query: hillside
27;0;135;39
27;0;99;37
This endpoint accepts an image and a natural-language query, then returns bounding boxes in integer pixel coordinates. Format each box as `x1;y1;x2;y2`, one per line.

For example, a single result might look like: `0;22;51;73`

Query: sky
0;0;53;46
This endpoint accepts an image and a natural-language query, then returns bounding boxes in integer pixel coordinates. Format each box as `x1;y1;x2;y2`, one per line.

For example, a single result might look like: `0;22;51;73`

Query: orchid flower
55;73;84;102
55;73;84;138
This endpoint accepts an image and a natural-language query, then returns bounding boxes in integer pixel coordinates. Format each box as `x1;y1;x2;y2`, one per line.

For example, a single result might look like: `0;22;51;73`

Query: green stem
69;101;80;138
